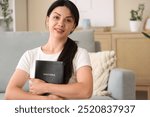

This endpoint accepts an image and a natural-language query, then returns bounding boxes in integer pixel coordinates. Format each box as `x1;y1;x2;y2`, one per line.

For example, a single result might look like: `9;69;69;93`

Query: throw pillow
89;51;116;96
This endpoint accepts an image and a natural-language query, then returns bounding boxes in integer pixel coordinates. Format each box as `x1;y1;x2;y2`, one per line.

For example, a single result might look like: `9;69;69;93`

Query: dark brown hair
57;38;77;83
47;0;79;83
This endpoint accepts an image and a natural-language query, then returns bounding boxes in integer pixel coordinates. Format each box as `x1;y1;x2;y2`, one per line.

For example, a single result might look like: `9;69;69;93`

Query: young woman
5;0;93;100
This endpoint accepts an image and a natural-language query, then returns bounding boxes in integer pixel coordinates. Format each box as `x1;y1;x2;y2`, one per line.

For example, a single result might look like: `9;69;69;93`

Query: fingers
29;78;45;83
29;79;32;85
28;78;40;85
28;78;33;93
28;78;46;95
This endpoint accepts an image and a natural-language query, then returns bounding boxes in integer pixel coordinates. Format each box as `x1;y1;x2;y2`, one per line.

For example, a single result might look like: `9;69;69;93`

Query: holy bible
35;60;64;84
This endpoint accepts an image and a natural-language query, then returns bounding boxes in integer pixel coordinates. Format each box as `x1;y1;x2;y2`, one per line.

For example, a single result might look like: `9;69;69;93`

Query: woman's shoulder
74;47;90;60
22;47;40;58
76;47;89;55
73;47;91;70
28;47;40;52
77;47;88;52
25;47;40;54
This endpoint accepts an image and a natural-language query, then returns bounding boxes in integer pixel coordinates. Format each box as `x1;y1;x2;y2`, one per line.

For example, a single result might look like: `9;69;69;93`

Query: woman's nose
58;19;65;27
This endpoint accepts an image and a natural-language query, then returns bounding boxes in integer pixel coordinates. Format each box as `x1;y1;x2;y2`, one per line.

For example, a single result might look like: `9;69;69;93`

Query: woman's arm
30;66;93;99
5;69;45;100
4;69;63;100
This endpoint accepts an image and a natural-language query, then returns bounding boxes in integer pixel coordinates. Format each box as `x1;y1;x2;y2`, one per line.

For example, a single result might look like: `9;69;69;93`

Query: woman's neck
41;36;67;54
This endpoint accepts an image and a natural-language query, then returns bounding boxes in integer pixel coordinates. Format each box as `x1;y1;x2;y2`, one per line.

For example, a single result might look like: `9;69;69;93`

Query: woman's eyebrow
53;12;61;16
53;12;73;19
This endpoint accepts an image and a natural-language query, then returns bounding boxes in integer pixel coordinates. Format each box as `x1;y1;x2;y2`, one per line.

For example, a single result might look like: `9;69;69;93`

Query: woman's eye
53;16;59;20
66;18;73;23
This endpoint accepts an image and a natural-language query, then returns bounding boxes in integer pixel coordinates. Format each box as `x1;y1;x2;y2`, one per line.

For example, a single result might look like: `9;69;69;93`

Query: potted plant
0;0;13;31
129;4;145;32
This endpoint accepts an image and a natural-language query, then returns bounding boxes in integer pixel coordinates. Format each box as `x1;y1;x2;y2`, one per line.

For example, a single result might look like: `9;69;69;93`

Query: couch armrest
108;68;136;100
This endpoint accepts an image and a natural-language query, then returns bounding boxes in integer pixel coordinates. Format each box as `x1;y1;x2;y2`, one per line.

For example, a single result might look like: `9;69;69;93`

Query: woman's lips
55;28;64;33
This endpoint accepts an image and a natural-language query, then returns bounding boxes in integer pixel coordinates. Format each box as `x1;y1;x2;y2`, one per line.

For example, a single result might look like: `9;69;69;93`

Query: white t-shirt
16;47;91;83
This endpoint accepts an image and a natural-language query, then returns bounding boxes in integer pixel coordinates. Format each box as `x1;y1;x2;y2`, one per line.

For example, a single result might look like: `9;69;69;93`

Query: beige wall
27;0;52;31
112;0;150;32
17;0;150;32
15;0;27;31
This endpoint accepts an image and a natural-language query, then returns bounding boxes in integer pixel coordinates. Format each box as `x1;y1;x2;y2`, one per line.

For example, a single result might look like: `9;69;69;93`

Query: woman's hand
29;78;47;95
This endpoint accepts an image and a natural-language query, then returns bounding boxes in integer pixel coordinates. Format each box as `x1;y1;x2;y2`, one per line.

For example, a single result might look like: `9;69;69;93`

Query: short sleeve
73;48;91;71
16;51;31;74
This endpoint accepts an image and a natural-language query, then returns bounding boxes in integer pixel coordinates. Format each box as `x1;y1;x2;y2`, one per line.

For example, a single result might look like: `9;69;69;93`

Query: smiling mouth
55;28;64;33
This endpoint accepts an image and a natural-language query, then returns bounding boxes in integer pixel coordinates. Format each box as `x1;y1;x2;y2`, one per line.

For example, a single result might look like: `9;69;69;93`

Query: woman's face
46;6;75;39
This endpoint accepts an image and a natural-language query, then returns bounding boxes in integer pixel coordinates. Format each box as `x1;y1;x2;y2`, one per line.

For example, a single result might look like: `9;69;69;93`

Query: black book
35;60;64;84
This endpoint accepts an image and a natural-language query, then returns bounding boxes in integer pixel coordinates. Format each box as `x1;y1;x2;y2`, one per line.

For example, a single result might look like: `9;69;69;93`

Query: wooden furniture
136;78;150;100
111;32;150;79
94;29;112;51
93;30;150;99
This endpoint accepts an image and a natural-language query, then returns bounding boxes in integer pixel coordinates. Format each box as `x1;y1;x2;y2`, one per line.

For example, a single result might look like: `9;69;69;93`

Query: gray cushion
69;29;95;52
90;95;113;100
0;32;48;92
108;68;136;100
0;93;5;100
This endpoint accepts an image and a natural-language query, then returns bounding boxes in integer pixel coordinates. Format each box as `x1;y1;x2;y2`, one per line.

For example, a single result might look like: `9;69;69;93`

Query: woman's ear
71;24;76;33
46;16;49;27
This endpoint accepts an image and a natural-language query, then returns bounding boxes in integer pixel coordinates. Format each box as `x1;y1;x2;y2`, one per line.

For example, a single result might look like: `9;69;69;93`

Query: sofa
0;30;136;100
